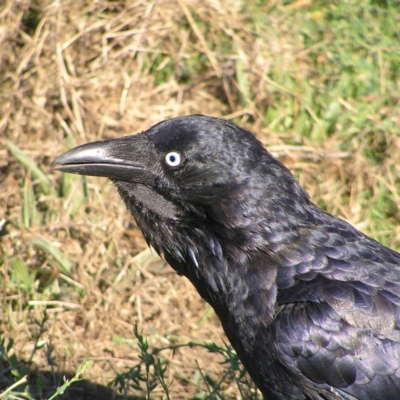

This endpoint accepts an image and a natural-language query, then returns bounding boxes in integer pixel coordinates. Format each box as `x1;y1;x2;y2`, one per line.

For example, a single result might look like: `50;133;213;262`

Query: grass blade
9;258;35;293
31;238;73;275
7;140;52;195
22;176;40;228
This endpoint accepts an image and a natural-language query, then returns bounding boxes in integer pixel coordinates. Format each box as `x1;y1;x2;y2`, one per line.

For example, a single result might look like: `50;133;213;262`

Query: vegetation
1;0;399;398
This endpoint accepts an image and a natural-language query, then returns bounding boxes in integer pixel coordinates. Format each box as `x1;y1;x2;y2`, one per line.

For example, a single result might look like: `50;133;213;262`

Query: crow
52;115;400;400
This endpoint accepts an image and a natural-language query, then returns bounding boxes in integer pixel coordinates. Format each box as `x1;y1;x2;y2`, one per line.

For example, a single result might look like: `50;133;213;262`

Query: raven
52;115;400;399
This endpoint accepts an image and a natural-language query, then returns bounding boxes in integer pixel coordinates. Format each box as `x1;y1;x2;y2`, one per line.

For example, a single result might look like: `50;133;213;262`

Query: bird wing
274;212;400;399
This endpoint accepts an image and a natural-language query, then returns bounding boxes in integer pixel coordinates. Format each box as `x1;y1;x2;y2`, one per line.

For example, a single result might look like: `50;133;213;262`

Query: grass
0;0;399;398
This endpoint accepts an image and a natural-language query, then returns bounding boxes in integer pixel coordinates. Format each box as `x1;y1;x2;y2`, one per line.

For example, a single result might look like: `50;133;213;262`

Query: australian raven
52;115;400;399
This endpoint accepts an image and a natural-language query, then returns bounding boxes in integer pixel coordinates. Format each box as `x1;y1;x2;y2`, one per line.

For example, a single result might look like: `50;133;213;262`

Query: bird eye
165;152;181;167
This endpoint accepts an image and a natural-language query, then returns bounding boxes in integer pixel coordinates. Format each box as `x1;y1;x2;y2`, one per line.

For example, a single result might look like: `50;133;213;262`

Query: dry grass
1;0;400;399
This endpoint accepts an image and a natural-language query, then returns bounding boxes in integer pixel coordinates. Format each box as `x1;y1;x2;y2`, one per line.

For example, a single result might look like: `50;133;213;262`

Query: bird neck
149;214;281;352
121;181;317;353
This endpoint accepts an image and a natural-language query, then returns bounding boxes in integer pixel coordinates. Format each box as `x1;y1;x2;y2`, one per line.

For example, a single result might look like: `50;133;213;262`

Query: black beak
51;134;155;184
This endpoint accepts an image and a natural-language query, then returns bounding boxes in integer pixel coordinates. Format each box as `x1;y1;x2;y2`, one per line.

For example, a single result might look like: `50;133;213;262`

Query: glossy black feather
52;115;400;399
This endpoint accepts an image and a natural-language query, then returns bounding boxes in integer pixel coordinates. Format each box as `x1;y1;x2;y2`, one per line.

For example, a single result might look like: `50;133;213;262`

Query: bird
52;115;400;400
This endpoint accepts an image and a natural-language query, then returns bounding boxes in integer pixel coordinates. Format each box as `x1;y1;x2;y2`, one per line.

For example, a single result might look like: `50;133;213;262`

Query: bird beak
51;134;156;184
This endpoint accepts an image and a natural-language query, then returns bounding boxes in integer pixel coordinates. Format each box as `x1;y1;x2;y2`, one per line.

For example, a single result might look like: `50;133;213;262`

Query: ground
1;0;399;399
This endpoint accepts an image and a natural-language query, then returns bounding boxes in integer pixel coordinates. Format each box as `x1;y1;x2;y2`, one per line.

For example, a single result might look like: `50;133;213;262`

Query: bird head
52;115;310;251
52;116;276;218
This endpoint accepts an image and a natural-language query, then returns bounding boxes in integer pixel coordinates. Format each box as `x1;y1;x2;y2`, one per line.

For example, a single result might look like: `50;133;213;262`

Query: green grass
109;325;259;400
262;1;399;142
0;313;91;400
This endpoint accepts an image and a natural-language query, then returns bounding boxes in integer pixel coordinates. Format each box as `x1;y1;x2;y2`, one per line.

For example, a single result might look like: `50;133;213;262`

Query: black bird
52;115;400;399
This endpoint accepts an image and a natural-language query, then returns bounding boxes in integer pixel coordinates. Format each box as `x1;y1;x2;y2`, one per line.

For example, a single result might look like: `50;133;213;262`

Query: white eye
165;152;181;167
